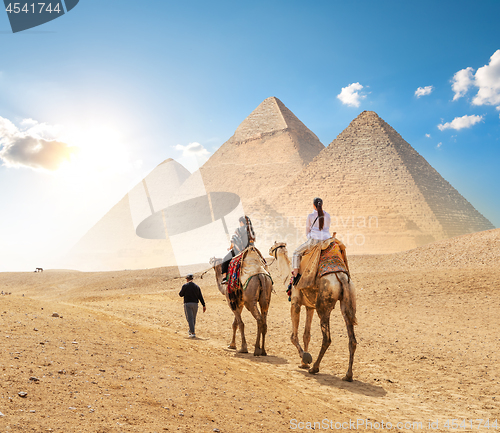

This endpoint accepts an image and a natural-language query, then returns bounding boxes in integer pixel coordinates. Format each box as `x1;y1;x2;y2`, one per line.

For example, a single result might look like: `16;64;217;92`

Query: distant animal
209;249;273;356
270;241;357;381
35;268;43;273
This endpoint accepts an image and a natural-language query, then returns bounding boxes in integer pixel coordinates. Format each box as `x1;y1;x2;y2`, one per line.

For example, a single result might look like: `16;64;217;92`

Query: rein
200;268;211;279
201;257;222;279
266;257;276;266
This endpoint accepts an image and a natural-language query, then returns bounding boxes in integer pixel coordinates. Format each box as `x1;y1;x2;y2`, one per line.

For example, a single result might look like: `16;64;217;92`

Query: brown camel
269;241;357;381
209;255;273;356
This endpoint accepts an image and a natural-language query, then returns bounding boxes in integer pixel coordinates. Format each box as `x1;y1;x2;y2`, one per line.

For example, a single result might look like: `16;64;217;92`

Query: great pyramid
268;111;495;253
64;97;323;271
199;96;325;210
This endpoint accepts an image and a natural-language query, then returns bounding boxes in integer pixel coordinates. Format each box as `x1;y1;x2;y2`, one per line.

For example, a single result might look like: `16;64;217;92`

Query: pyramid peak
232;97;319;143
355;110;383;121
155;158;191;171
157;158;174;167
263;96;281;103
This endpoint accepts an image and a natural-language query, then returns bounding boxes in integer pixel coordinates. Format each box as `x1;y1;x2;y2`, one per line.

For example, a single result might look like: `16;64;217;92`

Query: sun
58;123;134;177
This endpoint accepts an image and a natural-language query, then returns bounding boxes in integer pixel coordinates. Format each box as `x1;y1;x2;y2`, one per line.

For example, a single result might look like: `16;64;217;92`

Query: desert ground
1;230;499;432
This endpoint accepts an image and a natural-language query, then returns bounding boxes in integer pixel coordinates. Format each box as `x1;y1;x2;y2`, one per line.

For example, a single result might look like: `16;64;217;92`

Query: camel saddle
296;237;350;293
228;246;272;293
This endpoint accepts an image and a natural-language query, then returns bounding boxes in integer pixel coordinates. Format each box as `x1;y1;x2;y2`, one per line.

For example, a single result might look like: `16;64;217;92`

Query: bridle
200;257;222;279
269;242;287;260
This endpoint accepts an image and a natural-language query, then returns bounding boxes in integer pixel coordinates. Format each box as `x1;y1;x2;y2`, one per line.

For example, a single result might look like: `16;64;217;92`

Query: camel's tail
340;274;357;326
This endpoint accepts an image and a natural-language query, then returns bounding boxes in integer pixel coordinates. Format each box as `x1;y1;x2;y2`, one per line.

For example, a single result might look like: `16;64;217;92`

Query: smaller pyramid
269;111;494;253
64;158;247;272
64;159;190;271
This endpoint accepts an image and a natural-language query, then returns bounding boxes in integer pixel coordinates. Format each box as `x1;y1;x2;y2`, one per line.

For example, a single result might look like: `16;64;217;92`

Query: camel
209;253;273;356
269;241;357;381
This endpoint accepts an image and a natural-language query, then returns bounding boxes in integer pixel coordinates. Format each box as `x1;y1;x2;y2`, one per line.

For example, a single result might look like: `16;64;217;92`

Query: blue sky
0;0;499;271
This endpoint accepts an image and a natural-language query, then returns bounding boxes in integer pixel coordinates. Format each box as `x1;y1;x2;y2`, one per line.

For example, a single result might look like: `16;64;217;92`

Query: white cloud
437;114;483;131
175;142;210;158
0;116;77;171
452;67;475;101
415;86;434;98
451;50;500;109
21;119;61;140
436;142;443;148
174;142;211;169
472;50;500;107
425;133;431;138
20;118;38;127
337;82;367;107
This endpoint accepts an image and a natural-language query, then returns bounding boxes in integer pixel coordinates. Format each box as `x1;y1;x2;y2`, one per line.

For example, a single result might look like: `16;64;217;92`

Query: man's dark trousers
184;303;198;335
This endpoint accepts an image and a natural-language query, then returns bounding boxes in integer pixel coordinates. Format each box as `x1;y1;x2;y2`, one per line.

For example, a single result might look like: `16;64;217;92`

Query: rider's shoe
293;273;301;286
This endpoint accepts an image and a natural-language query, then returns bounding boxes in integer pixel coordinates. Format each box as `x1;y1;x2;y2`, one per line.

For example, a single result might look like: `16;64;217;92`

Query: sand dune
351;227;500;273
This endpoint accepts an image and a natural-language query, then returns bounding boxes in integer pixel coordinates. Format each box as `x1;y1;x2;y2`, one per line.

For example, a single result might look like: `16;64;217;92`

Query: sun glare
59;124;135;178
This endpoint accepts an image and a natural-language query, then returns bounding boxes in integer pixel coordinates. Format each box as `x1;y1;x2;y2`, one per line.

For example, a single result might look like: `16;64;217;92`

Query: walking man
179;274;206;338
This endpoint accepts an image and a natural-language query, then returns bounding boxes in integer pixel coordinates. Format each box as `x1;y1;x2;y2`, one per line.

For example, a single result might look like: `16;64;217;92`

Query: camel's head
269;241;291;287
269;241;288;259
209;257;226;295
209;257;222;267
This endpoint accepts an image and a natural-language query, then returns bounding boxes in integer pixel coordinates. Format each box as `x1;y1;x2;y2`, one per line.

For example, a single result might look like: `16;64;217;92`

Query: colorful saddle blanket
296;238;349;292
227;252;244;296
226;246;272;310
227;246;272;294
318;240;349;278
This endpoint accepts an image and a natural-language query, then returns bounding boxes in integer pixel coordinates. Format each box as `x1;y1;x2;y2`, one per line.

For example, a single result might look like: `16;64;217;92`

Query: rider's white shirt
306;210;331;240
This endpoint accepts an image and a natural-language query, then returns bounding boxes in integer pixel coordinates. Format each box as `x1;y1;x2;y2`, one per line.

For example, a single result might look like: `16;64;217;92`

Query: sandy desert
1;229;499;432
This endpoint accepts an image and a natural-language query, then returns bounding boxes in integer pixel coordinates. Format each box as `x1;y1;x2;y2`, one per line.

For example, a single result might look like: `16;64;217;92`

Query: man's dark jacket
179;281;205;306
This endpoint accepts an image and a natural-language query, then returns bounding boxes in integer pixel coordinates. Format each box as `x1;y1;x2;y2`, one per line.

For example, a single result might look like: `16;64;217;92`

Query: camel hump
297;238;349;290
240;247;272;290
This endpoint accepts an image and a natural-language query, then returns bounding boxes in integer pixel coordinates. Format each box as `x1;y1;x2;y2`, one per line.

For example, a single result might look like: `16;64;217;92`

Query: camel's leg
302;306;315;366
309;300;334;375
234;306;248;353
258;278;271;356
260;308;268;356
228;315;238;350
247;300;264;356
291;300;309;367
341;301;357;382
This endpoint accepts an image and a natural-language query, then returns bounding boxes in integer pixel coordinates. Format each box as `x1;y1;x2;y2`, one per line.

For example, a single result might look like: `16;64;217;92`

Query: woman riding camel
292;197;331;279
221;216;256;284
